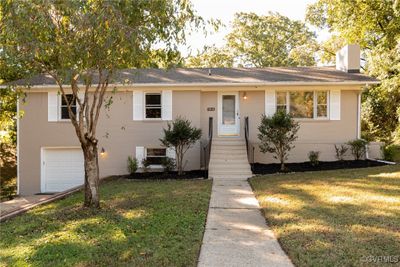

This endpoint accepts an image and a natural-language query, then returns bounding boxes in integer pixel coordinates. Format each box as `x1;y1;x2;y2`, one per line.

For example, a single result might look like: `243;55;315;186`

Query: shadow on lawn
256;168;400;266
0;179;210;266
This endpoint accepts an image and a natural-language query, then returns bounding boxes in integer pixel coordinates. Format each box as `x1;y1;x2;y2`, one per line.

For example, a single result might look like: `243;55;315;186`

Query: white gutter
0;80;380;89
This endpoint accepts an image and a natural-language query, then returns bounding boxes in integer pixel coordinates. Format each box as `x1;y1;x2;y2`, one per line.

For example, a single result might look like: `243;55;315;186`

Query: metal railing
244;116;255;170
203;117;213;177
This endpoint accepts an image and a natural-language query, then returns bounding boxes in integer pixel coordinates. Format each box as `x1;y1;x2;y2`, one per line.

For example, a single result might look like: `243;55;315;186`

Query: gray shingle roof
10;67;378;86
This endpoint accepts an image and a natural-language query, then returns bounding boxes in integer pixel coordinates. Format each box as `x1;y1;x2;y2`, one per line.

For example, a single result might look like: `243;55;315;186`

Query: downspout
357;92;361;139
16;97;20;195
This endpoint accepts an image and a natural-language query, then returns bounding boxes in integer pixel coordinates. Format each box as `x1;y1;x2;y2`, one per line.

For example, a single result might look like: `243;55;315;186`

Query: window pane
317;105;327;117
146;94;161;105
61;106;76;119
146;108;162;118
222;95;235;125
289;91;314;118
61;94;76;106
146;157;164;165
277;105;287;113
147;148;166;157
317;91;328;104
276;92;286;105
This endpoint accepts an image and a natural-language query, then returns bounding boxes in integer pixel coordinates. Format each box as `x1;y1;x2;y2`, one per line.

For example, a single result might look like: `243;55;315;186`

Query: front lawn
250;165;400;267
0;179;212;266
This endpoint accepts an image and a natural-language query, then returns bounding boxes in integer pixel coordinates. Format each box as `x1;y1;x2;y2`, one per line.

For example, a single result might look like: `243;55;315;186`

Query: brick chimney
336;44;360;73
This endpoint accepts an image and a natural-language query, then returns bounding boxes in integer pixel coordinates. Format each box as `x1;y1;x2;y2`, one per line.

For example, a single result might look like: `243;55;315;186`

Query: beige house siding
19;86;365;195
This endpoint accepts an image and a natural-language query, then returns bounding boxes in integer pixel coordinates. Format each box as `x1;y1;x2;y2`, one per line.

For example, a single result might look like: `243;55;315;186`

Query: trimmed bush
383;144;400;162
347;139;369;160
161;157;176;173
141;158;150;172
334;144;348;161
127;156;138;174
308;151;320;166
258;111;300;171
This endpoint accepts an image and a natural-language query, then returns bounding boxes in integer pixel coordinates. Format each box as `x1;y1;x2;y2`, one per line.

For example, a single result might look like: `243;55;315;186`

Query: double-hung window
146;148;166;165
60;94;77;120
276;91;329;119
145;93;162;119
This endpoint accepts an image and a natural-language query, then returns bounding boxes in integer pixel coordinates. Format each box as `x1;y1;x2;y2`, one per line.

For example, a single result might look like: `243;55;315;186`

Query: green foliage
0;179;212;266
185;45;234;68
258;111;300;171
0;143;17;200
127;156;138;175
185;12;318;68
161;157;176;173
0;87;24;145
334;144;348;161
308;151;320;166
347;139;369;160
226;12;317;67
306;0;400;142
141;158;150;173
383;144;400;162
160;117;202;175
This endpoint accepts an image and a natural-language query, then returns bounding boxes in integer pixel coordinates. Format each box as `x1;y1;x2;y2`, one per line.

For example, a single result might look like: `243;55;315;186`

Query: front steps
208;137;253;179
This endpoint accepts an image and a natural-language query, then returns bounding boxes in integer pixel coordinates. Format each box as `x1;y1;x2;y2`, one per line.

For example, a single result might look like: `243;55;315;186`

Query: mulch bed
123;170;207;180
251;160;388;175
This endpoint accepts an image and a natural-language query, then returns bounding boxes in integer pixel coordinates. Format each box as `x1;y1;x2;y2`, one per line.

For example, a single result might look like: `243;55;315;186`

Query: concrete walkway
198;178;293;267
0;195;54;216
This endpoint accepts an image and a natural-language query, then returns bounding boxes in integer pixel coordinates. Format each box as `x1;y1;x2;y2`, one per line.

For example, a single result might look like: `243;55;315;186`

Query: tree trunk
177;146;183;175
82;142;100;208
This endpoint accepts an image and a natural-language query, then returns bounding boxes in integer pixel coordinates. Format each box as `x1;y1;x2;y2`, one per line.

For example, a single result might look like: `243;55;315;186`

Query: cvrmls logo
360;255;399;263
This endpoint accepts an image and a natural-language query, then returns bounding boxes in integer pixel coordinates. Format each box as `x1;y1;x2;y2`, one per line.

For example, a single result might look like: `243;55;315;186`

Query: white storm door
218;92;240;136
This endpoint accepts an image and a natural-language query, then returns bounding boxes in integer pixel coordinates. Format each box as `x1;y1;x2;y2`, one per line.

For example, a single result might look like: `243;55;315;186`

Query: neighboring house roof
9;67;379;87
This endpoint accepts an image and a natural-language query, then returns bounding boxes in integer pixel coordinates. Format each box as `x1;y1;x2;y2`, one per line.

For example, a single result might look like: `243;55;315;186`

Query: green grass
250;165;400;267
0;178;212;267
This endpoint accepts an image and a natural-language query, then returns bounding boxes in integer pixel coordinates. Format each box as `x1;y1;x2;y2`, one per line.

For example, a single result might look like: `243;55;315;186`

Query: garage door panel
43;148;84;192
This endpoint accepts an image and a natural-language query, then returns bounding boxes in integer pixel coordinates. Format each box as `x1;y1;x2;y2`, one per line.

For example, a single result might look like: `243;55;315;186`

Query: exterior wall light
243;92;248;100
100;147;106;156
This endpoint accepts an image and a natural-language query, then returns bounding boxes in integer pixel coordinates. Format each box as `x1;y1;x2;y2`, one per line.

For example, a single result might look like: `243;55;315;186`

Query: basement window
146;148;166;165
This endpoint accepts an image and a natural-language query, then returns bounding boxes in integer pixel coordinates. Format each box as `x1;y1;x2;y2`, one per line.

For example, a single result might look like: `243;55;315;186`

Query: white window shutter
48;91;58;121
162;90;173;121
166;147;176;159
136;146;145;167
265;90;276;117
133;91;144;120
329;90;341;120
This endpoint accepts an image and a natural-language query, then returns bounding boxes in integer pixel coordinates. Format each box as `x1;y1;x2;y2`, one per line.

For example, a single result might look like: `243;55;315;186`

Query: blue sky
182;0;330;56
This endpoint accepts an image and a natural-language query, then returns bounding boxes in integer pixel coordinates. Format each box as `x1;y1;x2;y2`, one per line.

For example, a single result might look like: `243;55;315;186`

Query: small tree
160;117;202;175
258;111;300;171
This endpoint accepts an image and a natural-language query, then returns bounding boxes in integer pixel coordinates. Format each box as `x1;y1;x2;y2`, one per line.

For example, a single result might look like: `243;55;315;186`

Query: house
15;45;381;195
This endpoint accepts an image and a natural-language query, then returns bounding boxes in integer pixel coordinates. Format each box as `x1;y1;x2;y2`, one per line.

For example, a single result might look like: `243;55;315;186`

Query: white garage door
42;148;84;192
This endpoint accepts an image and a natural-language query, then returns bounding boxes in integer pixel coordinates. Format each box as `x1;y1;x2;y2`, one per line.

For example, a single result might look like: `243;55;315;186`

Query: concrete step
209;163;251;169
212;140;246;146
209;170;253;177
211;146;247;151
210;158;250;164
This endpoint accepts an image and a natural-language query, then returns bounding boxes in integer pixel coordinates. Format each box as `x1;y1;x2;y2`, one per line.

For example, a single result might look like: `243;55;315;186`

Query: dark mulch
123;170;207;180
252;160;388;175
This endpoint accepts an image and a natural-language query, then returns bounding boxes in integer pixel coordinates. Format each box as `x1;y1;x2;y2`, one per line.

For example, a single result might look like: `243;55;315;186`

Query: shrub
161;157;176;173
160;117;202;175
308;151;320;166
383;144;400;162
127;156;138;174
334;144;348;161
347;139;369;160
258;111;300;171
141;158;150;172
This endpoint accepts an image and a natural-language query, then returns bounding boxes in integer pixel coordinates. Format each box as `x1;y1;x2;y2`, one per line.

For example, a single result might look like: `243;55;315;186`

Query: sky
181;0;330;57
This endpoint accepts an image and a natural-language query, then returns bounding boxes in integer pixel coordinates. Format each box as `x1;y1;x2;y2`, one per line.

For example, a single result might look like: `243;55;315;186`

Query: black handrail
244;116;250;162
203;117;213;177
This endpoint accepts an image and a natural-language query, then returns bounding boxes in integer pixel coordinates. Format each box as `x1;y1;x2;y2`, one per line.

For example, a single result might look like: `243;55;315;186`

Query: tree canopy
0;0;202;207
186;12;318;67
306;0;400;142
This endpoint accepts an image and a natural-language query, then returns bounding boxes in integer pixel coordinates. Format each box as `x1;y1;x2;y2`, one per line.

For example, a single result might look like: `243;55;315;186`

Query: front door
218;92;239;136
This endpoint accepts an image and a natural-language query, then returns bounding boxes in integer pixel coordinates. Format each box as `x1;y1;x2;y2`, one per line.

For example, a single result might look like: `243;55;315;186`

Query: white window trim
144;92;162;120
277;90;330;120
58;94;77;121
145;147;167;168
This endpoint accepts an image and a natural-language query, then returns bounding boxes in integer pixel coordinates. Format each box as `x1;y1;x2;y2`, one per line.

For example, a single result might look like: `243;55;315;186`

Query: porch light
100;147;106;156
243;92;248;100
